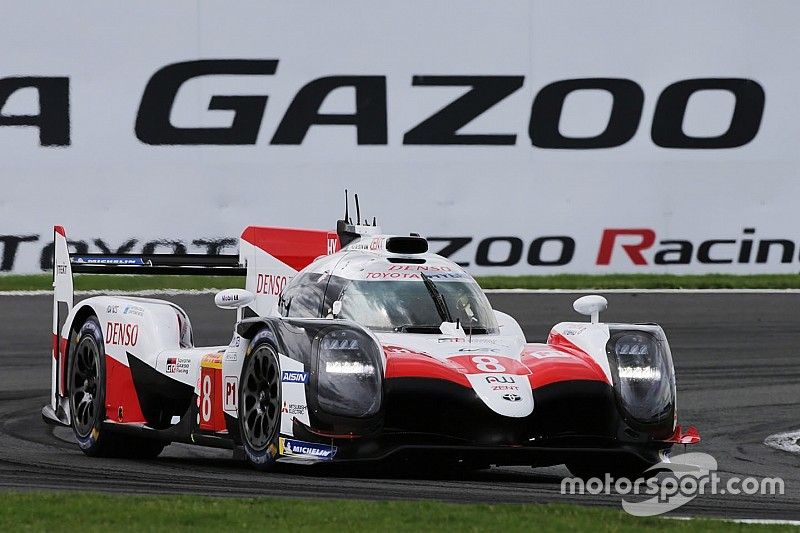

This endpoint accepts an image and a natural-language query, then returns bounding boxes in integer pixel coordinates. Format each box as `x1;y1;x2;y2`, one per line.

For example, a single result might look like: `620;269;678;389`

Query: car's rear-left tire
68;316;166;459
238;334;282;471
69;317;113;457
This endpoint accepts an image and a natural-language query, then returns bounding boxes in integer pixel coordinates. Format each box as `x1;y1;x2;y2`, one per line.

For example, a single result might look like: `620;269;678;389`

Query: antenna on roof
354;194;361;227
344;189;350;224
372;216;377;226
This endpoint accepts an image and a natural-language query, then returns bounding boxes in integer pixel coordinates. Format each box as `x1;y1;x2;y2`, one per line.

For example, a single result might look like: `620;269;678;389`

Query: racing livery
43;201;699;476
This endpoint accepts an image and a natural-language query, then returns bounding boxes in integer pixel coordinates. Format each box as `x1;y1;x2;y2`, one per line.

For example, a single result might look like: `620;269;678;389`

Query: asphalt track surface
1;292;799;520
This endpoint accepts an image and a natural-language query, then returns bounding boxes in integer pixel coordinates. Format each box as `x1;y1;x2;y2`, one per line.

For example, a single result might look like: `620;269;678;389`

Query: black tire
566;457;659;481
68;317;112;456
238;333;282;471
68;316;165;459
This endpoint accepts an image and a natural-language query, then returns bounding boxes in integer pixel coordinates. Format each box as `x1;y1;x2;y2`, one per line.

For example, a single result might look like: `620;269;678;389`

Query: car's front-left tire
238;333;282;471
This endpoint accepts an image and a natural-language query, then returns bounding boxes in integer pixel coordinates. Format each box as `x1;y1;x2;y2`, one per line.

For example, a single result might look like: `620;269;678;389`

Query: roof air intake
386;236;428;255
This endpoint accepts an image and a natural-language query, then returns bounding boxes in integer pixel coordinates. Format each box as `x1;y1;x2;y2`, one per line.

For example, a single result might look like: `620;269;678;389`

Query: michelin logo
279;438;336;460
281;371;309;383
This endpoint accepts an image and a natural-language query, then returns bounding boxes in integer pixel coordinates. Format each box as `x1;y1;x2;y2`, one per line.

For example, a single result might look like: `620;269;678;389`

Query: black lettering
271;76;387;144
0;235;39;271
756;240;794;263
475;237;523;267
142;240;187;255
697;240;735;264
530;78;643;148
136;60;278;145
192;238;237;255
527;236;575;266
40;239;88;271
738;228;756;263
93;239;138;255
654;240;693;265
427;237;472;267
403;76;524;145
652;78;764;148
0;77;69;146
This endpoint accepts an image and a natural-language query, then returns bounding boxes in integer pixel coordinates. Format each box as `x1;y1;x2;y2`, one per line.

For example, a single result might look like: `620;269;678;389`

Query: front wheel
238;335;282;471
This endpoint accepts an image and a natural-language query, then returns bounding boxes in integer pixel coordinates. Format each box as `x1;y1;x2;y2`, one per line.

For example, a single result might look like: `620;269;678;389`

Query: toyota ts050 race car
43;201;699;477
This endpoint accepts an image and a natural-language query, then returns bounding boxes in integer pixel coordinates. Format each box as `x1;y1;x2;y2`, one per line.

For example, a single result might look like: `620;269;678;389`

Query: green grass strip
0;492;790;532
1;273;800;292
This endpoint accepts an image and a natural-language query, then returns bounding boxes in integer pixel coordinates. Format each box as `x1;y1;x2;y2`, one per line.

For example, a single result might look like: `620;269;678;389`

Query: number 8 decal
201;374;212;422
472;356;505;373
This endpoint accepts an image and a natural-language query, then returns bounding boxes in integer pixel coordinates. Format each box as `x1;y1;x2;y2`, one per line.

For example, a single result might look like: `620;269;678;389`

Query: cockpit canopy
278;255;498;334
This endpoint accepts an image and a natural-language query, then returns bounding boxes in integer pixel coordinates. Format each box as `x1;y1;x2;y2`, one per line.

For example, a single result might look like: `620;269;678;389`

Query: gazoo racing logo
105;322;139;346
596;227;800;267
431;227;800;269
2;60;764;149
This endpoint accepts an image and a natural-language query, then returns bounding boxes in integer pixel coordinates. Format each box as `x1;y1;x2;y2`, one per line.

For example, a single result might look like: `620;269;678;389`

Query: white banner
2;1;799;274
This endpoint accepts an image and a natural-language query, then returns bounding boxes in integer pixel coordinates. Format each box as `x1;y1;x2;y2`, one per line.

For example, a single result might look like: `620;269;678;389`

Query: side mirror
331;300;342;319
573;295;608;324
215;289;255;310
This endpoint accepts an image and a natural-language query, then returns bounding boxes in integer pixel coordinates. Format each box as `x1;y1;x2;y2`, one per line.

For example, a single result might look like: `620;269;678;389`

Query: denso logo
105;322;139;346
256;273;288;295
0;61;764;149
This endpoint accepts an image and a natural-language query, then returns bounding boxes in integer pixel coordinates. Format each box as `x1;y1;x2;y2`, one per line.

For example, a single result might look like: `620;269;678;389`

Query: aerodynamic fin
239;226;340;316
51;226;73;409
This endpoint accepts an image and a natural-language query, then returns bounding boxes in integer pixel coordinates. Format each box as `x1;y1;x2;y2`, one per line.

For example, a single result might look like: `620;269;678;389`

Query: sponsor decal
502;393;522;402
106;305;119;314
105;322;138;346
485;375;516;384
279;438;336;460
281;401;307;416
491;385;519;391
122;305;144;317
256;273;288;295
166;357;191;375
73;256;145;265
281;370;309;383
55;263;67;275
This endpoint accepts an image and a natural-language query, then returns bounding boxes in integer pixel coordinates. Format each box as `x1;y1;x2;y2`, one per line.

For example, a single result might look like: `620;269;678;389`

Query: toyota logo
502;394;521;402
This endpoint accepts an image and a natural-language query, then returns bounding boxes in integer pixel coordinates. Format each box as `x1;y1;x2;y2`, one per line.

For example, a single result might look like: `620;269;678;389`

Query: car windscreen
336;279;499;333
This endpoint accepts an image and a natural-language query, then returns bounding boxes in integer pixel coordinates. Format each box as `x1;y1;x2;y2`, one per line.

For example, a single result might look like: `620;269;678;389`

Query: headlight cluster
606;327;675;426
316;328;382;418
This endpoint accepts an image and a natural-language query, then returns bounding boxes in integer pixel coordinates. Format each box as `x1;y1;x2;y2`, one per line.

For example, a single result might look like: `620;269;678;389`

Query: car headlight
316;328;382;418
606;327;675;427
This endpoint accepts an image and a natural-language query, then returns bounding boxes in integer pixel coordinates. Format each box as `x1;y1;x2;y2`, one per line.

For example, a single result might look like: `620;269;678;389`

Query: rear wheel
238;336;282;470
68;316;165;459
69;317;111;456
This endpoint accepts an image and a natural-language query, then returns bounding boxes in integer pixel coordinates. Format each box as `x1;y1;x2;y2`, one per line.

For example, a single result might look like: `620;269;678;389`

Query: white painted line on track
669;516;800;526
764;430;800;455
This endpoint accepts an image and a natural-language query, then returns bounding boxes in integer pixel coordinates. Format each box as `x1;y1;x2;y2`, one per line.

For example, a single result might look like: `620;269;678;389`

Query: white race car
43;198;699;476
